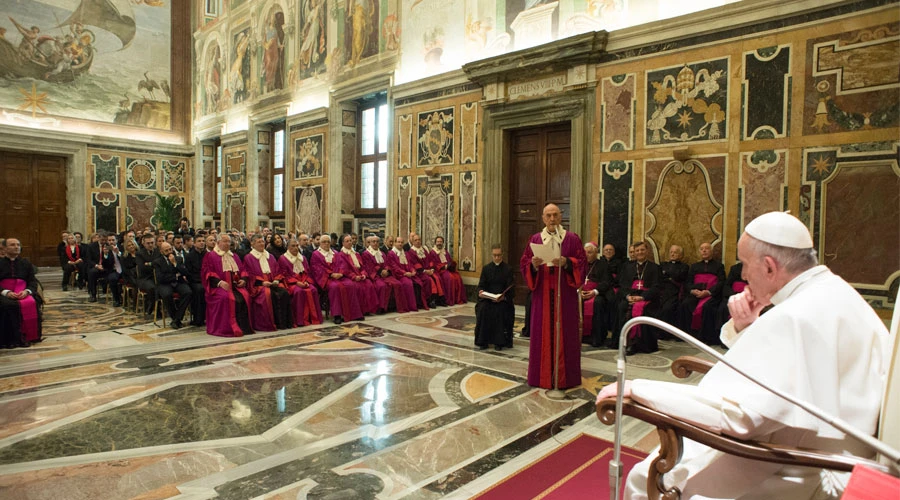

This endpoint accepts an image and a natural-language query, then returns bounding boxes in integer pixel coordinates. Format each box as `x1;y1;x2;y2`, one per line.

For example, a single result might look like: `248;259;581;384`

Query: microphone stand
546;229;566;400
608;316;900;500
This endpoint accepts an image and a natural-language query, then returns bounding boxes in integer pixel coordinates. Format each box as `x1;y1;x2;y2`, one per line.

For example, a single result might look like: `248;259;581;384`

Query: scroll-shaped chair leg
648;426;683;500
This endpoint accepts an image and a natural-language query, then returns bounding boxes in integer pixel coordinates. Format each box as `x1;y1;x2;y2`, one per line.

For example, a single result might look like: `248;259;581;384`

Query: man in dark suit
153;242;193;329
184;234;207;327
135;233;160;317
175;217;194;238
85;231;105;302
0;238;42;347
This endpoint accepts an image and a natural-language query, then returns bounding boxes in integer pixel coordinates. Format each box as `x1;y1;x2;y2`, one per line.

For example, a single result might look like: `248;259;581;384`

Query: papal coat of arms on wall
417;107;454;166
645;58;729;146
294;134;324;179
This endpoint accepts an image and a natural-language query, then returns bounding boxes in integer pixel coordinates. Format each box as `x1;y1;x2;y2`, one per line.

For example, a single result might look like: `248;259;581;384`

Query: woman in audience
267;233;288;259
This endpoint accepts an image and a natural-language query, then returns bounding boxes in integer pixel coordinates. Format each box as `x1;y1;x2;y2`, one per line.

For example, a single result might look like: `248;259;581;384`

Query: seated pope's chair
597;291;900;499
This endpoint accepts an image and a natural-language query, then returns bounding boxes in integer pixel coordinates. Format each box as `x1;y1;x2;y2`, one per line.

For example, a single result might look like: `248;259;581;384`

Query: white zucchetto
744;212;813;249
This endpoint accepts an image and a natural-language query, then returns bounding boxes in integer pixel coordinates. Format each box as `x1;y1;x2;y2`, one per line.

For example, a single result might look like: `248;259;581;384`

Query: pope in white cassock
597;211;890;499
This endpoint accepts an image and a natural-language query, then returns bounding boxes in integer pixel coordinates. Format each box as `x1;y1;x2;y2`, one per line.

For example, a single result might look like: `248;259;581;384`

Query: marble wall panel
458;171;477;272
459;103;479;164
225;192;247;231
599;160;633;253
203;158;215;216
802;142;899;295
91;154;120;189
125;194;156;231
645;57;729;147
398;176;411;237
398;114;413;169
342;131;357;214
742;45;791;139
294;134;325;180
162;160;186;193
125;158;158;191
740;150;788;234
92;192;119;233
416;175;455;251
257;136;271;216
805;23;900;135
295;185;324;235
417;108;455;167
644;156;726;262
225;150;247;189
601;74;635;151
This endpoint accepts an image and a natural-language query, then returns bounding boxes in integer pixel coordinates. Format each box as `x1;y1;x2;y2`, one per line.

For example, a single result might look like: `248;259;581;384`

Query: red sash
1;278;39;342
628;279;646;341
691;273;718;330
732;281;747;293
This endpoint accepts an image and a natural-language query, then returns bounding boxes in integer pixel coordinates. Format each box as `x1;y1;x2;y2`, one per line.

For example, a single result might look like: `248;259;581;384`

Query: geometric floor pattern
0;270;711;499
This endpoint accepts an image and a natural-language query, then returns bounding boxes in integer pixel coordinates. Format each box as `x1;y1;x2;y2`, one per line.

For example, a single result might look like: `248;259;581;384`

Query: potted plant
152;193;181;232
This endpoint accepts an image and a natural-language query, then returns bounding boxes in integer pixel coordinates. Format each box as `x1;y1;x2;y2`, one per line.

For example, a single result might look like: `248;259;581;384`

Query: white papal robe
625;265;889;500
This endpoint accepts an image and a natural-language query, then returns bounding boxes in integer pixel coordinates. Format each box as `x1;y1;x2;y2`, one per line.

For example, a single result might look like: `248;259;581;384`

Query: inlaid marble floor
0;270;714;499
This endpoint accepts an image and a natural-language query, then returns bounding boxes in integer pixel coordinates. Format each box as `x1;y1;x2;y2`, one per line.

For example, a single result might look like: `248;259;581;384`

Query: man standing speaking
520;203;586;390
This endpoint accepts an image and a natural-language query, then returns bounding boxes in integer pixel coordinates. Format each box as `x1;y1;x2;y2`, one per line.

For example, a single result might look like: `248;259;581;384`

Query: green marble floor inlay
0;372;363;464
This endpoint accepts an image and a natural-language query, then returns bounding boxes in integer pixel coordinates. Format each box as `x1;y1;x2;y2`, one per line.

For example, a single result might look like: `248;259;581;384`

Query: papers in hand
480;285;513;301
530;241;561;266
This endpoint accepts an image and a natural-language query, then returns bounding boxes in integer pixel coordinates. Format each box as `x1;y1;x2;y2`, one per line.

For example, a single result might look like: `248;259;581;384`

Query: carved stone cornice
462;31;607;86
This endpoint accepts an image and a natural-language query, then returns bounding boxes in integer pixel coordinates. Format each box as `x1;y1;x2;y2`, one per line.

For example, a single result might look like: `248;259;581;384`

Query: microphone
607;317;900;500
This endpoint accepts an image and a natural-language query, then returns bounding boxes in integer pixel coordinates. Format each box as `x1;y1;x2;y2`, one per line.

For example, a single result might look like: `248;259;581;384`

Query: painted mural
229;26;251;104
297;0;326;80
259;4;285;94
202;42;223;115
0;0;171;128
645;58;729;146
343;0;379;67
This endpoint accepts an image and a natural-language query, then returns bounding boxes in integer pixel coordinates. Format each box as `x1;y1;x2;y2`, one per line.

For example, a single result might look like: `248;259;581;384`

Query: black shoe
334;316;343;325
62;285;69;291
625;346;639;356
88;295;97;303
113;301;122;308
478;345;488;350
494;345;503;351
171;320;183;329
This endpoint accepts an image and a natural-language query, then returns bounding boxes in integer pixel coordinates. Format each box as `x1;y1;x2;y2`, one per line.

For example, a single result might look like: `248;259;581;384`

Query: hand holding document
530;241;561;267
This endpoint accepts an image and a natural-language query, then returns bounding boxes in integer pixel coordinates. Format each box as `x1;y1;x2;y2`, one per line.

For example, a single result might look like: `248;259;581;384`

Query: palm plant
152;193;181;231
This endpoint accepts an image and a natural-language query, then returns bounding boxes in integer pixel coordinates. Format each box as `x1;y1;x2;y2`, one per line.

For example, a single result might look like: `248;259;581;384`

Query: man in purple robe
382;236;419;313
244;234;293;331
310;234;364;324
359;235;395;314
390;236;429;310
339;234;379;315
278;238;322;327
201;234;253;337
431;236;467;305
407;232;443;308
520;203;586;390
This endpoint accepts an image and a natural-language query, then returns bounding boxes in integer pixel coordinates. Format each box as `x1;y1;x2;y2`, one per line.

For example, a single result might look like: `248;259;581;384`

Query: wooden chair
597;293;900;499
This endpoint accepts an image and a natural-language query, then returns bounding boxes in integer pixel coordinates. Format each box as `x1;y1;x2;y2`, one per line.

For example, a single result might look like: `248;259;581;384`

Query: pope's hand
596;380;632;404
728;286;766;333
532;256;544;268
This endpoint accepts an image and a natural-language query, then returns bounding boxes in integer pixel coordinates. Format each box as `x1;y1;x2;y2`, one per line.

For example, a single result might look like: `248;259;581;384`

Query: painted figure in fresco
230;31;251;103
299;0;326;69
205;45;222;114
262;8;285;93
349;0;373;66
9;18;40;60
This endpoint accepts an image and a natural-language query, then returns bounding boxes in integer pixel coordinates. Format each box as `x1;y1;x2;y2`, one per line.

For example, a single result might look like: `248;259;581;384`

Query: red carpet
476;434;648;499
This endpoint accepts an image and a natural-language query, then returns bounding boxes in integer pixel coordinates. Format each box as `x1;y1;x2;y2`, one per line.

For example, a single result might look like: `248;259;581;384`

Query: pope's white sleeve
630;379;783;439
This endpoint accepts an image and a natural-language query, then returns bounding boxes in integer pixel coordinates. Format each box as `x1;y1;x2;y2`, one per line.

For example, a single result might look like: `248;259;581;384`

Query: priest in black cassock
474;244;516;351
0;238;42;348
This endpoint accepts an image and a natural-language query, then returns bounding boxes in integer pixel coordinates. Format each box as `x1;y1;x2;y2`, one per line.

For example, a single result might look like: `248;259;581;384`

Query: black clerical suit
716;262;747;334
152;253;192;327
0;256;42;347
184;248;207;327
615;260;661;353
135;247;160;315
474;260;516;349
584;258;614;347
655;259;689;331
677;259;726;344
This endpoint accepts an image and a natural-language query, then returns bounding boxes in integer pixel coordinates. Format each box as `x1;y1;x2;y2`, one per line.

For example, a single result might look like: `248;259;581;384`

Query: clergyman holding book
475;244;516;351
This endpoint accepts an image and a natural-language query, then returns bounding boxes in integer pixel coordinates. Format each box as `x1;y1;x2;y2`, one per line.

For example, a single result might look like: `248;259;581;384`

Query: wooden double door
0;152;68;267
508;123;571;305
